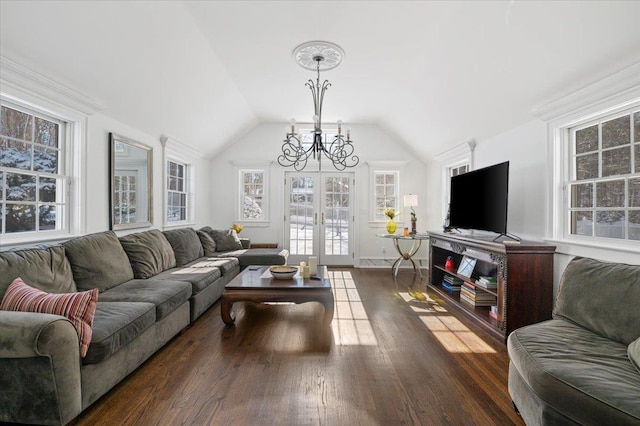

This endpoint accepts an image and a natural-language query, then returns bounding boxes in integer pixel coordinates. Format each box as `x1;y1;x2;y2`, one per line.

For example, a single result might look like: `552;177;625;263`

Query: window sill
163;222;196;230
545;237;640;265
234;221;271;228
0;231;77;250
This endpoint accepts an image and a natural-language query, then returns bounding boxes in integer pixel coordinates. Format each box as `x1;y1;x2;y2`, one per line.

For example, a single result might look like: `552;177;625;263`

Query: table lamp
404;194;418;234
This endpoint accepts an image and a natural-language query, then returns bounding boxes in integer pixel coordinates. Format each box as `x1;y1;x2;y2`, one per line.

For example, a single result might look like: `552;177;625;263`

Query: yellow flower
232;223;243;234
384;208;400;219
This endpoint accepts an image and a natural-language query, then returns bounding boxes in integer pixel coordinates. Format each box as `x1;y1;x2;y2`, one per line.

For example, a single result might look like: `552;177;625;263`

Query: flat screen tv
448;161;509;235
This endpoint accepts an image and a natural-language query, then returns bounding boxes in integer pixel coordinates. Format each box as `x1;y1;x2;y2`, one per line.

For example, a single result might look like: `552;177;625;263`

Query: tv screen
448;161;509;235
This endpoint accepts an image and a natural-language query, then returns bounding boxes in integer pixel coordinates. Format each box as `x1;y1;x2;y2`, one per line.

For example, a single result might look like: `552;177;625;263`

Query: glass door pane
288;175;315;257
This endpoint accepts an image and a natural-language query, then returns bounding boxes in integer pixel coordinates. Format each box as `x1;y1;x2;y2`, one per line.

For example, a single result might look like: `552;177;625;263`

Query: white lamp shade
404;194;418;207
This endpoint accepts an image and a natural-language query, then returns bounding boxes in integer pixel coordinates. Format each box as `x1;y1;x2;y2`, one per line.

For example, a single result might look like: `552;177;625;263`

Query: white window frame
537;62;640;260
0;57;97;247
435;140;475;224
161;135;196;229
166;159;188;224
238;168;269;223
367;161;407;224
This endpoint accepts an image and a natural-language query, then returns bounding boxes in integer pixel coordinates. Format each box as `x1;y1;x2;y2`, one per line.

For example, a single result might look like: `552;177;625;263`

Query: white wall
210;122;429;266
86;113;212;236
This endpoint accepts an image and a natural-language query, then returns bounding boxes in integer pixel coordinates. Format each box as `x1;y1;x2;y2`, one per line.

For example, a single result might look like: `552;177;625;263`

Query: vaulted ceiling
2;1;639;161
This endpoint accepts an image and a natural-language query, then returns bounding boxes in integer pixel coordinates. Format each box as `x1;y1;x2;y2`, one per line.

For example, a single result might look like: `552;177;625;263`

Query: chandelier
278;41;359;171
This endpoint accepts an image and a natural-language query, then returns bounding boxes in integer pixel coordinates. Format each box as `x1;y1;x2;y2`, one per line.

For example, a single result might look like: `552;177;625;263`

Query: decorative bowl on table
269;265;297;280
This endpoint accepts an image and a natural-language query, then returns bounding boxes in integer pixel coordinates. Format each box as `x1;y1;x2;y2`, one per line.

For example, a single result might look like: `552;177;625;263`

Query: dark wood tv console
427;231;556;342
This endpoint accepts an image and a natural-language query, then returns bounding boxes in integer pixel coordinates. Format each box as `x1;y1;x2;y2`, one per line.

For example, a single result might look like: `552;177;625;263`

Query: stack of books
460;281;498;307
475;276;498;290
489;305;499;320
441;275;463;292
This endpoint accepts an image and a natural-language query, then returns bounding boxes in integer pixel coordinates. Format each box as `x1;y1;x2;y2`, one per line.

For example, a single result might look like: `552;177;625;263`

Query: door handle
321;213;325;225
314;213;318;225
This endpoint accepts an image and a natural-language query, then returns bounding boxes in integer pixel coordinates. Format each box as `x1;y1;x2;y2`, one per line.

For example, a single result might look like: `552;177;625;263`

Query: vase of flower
384;208;400;234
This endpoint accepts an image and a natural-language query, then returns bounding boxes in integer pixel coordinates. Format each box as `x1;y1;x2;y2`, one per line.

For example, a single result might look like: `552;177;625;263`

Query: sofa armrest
0;311;82;425
239;237;250;249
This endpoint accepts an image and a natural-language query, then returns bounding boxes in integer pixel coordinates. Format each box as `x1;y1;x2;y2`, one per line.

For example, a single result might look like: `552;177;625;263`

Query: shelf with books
427;231;555;342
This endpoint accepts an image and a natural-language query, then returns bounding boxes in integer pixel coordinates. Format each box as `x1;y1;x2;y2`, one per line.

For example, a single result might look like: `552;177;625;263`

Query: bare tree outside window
0;104;64;235
569;109;640;241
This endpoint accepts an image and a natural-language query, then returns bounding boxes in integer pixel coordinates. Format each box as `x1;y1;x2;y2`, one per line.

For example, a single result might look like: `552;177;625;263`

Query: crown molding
0;56;104;115
161;134;202;160
532;62;640;123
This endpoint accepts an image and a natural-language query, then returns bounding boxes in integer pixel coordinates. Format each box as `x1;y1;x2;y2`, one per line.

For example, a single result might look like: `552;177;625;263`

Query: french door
285;172;354;266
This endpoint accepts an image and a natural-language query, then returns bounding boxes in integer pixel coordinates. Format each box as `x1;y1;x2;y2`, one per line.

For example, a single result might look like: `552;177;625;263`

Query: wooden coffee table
220;265;334;326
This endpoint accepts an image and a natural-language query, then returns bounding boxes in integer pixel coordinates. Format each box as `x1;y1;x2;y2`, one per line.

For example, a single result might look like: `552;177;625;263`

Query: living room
1;1;639;425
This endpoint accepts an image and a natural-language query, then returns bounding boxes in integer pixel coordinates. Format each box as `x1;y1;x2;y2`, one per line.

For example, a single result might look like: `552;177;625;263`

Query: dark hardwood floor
76;268;523;425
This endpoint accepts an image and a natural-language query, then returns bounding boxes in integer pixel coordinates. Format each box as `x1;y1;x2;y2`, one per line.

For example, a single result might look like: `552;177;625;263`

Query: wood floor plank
76;268;524;425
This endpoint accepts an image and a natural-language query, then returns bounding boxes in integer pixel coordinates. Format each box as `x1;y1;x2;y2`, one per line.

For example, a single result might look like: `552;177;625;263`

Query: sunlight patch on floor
329;271;378;346
399;292;496;354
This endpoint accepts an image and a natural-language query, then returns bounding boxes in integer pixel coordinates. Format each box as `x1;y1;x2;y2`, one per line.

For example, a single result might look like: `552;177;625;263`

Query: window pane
595;211;624;239
6;173;36;201
602;115;630;149
33;147;58;173
176;177;184;192
601;146;631;177
39;177;57;202
571;211;592;236
169;161;177;176
630;178;640;208
570;183;592;208
634;112;640;142
576;153;599;180
1;138;32;170
0;171;3;197
375;174;384;185
596;180;624;207
6;204;36;233
177;164;184;178
1;106;32;141
385;174;395;185
575;125;598;154
168;177;177;191
629;211;640;240
39;205;56;230
34;117;59;147
635;143;639;173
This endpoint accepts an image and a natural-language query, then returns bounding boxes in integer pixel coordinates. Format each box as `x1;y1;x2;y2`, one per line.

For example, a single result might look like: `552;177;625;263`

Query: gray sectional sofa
0;227;288;425
507;257;640;425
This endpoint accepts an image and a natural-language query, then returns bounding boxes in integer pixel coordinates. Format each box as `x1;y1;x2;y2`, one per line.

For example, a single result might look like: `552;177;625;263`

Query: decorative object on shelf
384;208;400;234
231;223;243;234
404;194;418;234
445;256;455;271
457;255;477;277
278;41;359;171
403;227;410;237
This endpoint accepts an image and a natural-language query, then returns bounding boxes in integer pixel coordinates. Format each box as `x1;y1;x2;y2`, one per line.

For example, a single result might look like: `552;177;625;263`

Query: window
568;109;639;241
239;169;265;220
166;160;187;222
373;171;399;221
1;103;67;236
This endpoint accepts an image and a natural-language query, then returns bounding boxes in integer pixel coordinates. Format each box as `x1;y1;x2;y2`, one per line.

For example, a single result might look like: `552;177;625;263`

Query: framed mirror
109;133;153;230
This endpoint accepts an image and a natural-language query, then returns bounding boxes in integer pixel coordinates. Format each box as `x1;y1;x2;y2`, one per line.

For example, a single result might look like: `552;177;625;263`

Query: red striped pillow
0;277;98;357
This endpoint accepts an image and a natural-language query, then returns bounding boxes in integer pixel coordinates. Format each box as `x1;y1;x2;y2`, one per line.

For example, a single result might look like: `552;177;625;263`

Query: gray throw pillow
629;337;640;375
211;229;243;252
119;229;176;279
63;230;134;292
163;228;204;266
197;229;217;256
0;246;77;296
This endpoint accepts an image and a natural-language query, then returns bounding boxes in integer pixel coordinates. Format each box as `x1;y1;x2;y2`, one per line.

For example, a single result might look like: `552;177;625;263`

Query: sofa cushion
209;228;243;252
0;246;77;296
163;228;204;267
197;257;240;275
0;278;98;357
83;301;156;365
553;257;640;345
196;229;217;256
508;319;640;423
155;263;222;295
63;230;134;292
98;277;191;320
233;248;289;268
119;230;177;279
629;337;640;375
